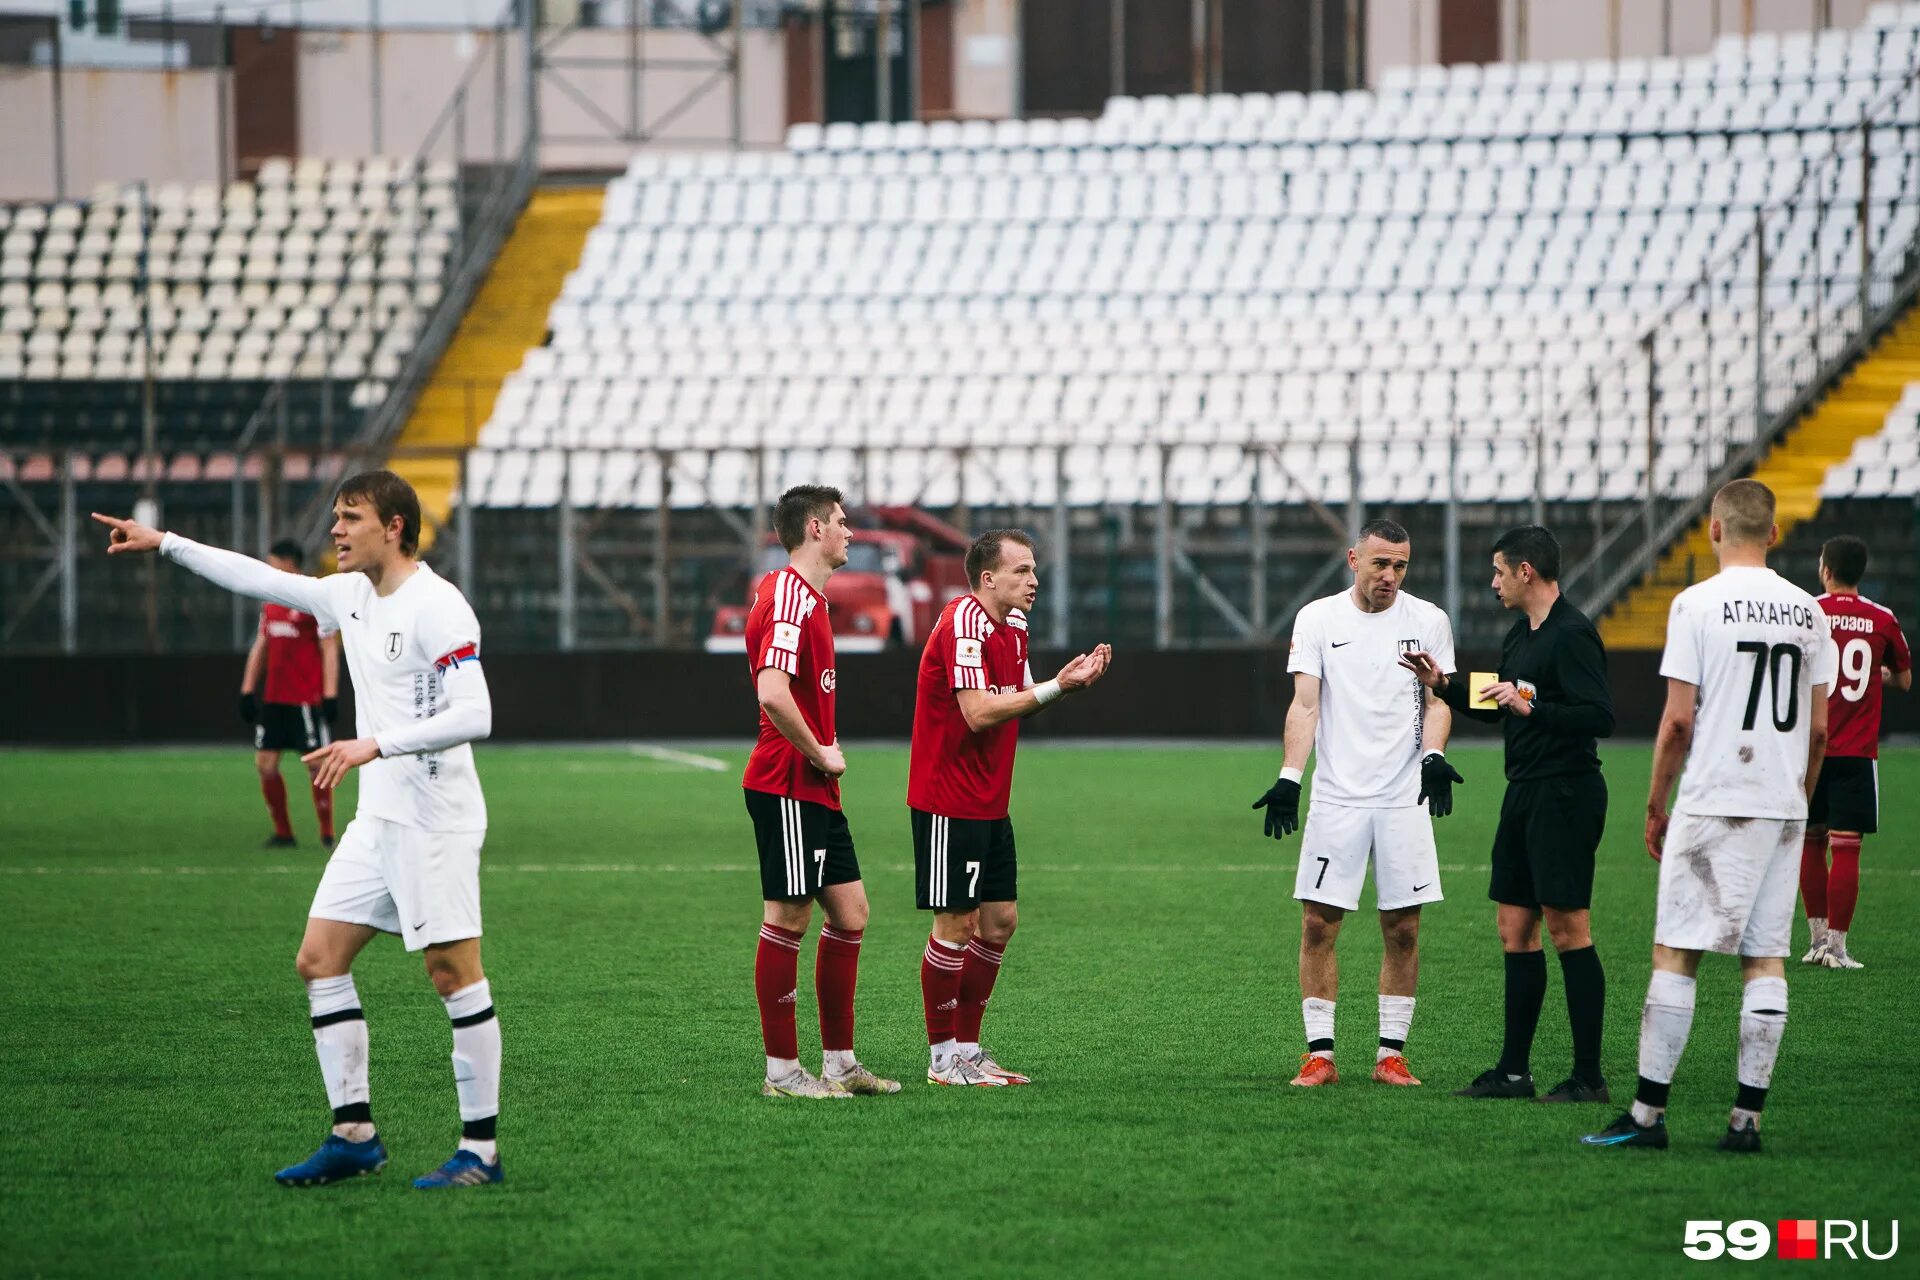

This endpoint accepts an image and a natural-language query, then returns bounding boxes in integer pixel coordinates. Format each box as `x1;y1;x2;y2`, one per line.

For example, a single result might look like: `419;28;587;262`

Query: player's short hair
1491;524;1561;582
966;528;1036;589
1821;534;1869;587
268;539;304;567
1356;518;1410;549
335;469;421;556
1712;478;1776;546
773;484;845;552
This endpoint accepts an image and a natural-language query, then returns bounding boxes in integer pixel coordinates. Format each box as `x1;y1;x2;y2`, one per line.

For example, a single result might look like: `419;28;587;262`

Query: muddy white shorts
1654;811;1802;958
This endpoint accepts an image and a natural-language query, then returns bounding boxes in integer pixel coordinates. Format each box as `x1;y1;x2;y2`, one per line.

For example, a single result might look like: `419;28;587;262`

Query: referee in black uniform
1400;525;1615;1104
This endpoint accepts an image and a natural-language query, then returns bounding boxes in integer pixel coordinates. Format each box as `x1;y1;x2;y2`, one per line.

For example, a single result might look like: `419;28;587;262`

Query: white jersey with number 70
1659;565;1839;821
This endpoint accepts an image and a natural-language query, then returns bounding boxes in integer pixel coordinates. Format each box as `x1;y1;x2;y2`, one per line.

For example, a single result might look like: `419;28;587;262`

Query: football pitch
3;742;1915;1278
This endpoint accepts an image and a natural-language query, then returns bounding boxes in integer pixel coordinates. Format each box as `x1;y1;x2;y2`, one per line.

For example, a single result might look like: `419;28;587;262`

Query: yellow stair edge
388;186;605;549
1599;308;1920;651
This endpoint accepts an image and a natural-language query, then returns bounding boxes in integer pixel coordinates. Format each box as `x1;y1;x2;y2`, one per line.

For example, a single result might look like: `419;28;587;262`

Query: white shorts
310;815;485;952
1295;803;1443;913
1654;811;1803;957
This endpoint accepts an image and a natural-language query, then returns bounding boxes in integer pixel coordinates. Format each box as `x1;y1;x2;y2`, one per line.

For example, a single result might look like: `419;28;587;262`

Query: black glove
322;696;339;726
240;692;258;725
1252;776;1302;839
1419;752;1465;819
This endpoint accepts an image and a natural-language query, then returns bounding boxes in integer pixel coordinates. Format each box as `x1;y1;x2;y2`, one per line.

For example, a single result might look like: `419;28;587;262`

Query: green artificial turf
1;743;1915;1278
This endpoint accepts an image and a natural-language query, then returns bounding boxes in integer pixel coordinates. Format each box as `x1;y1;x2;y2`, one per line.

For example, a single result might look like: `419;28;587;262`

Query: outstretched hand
1056;643;1113;692
90;512;164;555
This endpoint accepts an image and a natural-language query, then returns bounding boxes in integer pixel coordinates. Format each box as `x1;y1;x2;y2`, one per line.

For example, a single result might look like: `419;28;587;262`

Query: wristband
1424;750;1444;760
1279;766;1304;785
1032;679;1064;706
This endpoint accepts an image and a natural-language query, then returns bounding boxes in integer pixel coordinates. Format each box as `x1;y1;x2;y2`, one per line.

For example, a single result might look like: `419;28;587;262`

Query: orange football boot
1371;1054;1422;1086
1290;1053;1339;1087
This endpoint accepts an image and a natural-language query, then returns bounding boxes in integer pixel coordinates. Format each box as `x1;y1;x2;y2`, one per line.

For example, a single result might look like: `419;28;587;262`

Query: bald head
1711;479;1776;549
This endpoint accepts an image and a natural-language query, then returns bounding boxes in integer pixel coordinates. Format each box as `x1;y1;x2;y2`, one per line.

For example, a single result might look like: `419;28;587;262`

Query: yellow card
1469;672;1500;710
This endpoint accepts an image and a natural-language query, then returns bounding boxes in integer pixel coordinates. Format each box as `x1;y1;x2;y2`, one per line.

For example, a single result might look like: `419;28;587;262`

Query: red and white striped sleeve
759;570;802;677
950;599;988;691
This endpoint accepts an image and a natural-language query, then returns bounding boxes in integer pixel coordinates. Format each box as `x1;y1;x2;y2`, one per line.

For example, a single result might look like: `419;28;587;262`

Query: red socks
815;926;863;1053
311;782;334;841
956;938;1006;1044
755;924;803;1060
921;936;965;1045
1799;832;1828;918
261;773;293;839
1828;834;1863;932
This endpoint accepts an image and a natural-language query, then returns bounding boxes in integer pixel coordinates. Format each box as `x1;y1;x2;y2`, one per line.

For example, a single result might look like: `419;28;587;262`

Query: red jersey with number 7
1817;592;1910;759
907;596;1031;821
743;565;840;809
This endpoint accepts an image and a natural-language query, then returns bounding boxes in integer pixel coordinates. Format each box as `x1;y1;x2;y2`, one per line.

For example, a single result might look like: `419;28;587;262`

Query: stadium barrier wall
18;648;1913;746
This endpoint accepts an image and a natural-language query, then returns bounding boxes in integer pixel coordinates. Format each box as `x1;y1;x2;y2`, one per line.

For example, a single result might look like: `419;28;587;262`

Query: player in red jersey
1801;536;1911;969
240;540;342;849
742;485;899;1100
910;528;1111;1087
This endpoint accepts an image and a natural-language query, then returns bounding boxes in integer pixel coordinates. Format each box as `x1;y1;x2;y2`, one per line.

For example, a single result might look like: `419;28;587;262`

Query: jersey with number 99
1817;591;1910;759
1661;566;1839;820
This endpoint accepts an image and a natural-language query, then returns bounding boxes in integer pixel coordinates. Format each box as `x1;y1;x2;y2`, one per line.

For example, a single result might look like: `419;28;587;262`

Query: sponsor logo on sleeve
955;637;983;668
772;621;801;652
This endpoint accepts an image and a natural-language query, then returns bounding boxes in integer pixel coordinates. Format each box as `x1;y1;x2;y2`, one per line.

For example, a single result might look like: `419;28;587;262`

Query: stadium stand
0;156;460;449
461;14;1920;517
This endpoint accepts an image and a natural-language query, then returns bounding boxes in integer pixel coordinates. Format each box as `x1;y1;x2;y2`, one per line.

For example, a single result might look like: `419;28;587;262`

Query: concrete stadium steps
1602;306;1920;650
391;187;603;548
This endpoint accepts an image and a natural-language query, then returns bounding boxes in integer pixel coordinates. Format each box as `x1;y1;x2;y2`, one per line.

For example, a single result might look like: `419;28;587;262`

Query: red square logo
1778;1219;1819;1260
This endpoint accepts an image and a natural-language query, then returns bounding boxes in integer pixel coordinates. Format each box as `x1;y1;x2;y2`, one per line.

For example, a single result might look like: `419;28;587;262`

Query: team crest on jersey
385;631;404;661
1398;639;1421;655
820;668;837;693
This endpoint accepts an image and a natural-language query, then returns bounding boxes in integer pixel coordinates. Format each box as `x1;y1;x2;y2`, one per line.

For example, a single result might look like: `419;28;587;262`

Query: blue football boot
412;1149;504;1189
273;1134;389;1186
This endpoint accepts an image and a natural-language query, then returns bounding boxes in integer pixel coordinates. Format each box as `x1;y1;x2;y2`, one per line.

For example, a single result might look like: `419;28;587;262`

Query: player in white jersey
1584;480;1836;1155
1251;519;1461;1089
92;470;505;1189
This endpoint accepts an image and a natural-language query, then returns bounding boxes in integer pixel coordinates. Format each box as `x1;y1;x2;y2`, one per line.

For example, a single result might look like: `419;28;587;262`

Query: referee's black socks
1499;950;1548;1075
1558;945;1606;1087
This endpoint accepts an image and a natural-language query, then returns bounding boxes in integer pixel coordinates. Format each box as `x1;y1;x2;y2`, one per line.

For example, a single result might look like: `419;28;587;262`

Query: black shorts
1810;756;1878;834
256;702;328;753
743;789;861;902
912;808;1017;912
1489;772;1607;911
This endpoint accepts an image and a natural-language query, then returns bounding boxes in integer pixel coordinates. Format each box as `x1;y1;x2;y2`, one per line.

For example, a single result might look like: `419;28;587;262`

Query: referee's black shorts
1489;772;1607;911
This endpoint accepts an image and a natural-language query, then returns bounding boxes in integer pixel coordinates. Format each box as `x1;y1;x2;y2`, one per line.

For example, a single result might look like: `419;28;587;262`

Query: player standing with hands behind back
94;470;505;1189
741;485;899;1100
1800;535;1910;969
1584;480;1836;1153
1253;519;1460;1089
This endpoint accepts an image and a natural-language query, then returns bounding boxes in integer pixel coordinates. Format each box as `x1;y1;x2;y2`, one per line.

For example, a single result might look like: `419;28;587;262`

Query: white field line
625;744;731;772
9;861;1918;879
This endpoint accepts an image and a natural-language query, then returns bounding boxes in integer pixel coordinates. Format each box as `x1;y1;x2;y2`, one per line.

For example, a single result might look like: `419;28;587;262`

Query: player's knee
423;952;480;996
979;907;1017;946
830;899;870;933
1300;910;1341;949
294;946;338;983
255;753;279;778
1381;913;1421;953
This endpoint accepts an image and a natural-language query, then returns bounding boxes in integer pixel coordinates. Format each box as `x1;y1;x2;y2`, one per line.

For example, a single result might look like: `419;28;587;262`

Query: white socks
822;1049;857;1076
1807;916;1828;947
930;1038;958;1072
1734;976;1788;1129
307;975;374;1142
1377;994;1415;1062
443;979;501;1164
1632;970;1696;1126
1302;997;1336;1060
